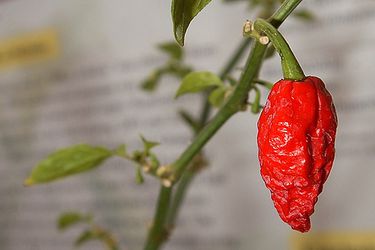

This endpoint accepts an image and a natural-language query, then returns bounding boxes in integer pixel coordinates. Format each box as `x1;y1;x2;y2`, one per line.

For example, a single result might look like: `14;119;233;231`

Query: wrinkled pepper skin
257;76;337;232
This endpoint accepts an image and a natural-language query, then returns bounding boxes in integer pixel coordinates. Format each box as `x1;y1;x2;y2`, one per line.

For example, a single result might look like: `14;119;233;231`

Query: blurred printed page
0;1;375;250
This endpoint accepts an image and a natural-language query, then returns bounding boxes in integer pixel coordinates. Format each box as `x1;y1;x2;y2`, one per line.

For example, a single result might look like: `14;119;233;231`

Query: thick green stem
166;169;195;227
143;38;252;250
199;38;252;126
143;186;172;250
172;41;267;179
168;38;251;228
254;19;305;80
171;0;304;183
269;0;303;27
143;1;304;249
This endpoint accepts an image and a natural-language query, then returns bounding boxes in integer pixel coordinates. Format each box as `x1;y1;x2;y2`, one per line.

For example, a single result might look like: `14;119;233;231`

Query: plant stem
199;38;252;126
167;37;252;231
143;1;304;249
143;38;252;250
254;19;305;80
166;168;195;227
269;0;303;27
164;0;305;236
172;0;304;179
172;41;266;179
143;186;172;250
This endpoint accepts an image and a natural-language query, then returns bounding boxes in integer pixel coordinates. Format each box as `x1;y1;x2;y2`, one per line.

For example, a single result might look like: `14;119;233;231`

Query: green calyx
244;19;305;81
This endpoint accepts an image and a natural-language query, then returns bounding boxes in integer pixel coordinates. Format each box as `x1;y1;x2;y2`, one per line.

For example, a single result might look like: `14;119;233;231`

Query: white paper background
1;0;375;249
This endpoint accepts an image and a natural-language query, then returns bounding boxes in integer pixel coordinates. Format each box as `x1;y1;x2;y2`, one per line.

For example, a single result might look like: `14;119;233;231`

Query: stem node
254;18;305;80
156;165;176;187
143;1;304;249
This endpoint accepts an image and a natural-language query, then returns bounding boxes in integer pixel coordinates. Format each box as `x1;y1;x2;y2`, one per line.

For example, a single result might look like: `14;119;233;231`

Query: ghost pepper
244;19;338;232
257;76;337;232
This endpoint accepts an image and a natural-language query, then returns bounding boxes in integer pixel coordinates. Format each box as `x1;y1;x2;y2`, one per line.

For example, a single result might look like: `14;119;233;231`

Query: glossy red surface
257;76;337;232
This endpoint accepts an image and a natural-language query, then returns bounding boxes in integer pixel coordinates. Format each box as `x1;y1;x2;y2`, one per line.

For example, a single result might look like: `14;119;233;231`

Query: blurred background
1;0;375;249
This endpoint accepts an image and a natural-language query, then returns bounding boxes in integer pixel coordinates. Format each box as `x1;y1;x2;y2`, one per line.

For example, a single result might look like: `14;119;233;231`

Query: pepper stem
244;19;305;81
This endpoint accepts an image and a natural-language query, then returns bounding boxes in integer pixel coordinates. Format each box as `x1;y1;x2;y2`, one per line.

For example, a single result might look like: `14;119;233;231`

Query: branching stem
143;1;304;249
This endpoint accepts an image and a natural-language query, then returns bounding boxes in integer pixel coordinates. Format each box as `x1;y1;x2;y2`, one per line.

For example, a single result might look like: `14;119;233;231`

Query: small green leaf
167;63;192;78
208;86;227;107
58;212;92;230
175;71;224;98
131;150;143;163
172;0;213;46
158;41;183;60
75;229;118;250
141;70;163;91
149;153;160;170
140;135;160;154
24;144;112;185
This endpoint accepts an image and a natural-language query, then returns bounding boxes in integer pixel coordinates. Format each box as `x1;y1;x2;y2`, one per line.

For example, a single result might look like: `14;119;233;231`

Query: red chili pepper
257;76;337;232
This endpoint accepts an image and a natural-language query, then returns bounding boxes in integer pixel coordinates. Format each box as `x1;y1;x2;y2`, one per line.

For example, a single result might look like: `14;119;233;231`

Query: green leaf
175;71;224;98
158;41;183;60
172;0;213;46
208;86;227;107
149;153;160;169
24;144;112;185
140;135;160;154
141;64;192;92
167;63;192;78
75;229;118;250
57;212;92;230
141;70;163;91
131;150;143;163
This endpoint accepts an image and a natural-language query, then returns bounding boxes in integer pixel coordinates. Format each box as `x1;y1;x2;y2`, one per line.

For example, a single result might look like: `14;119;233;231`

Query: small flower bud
243;20;252;34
